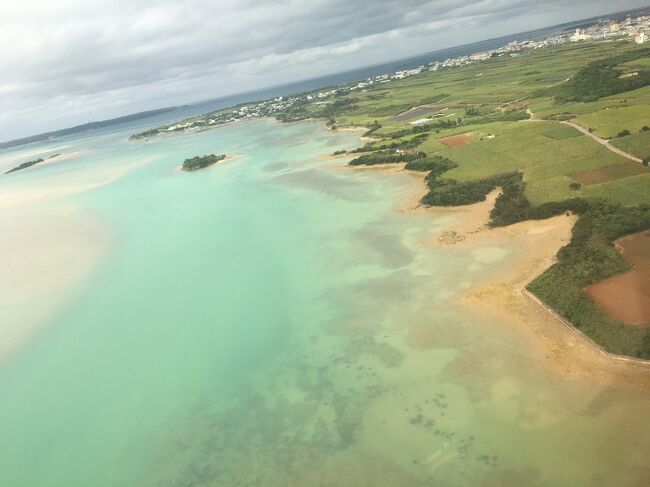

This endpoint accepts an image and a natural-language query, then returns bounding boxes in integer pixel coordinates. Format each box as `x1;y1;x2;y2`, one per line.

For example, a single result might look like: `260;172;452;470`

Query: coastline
121;117;649;371
423;190;650;375
1;116;646;377
334;130;650;374
1;117;649;486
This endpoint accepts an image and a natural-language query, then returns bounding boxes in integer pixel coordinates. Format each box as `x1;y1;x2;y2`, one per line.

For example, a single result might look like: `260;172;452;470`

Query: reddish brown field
570;163;645;186
439;132;472;148
585;231;650;325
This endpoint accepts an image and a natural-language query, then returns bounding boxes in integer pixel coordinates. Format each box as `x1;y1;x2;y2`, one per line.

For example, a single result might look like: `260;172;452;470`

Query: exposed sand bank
0;145;73;174
332;127;368;135
0;156;150;210
41;151;84;166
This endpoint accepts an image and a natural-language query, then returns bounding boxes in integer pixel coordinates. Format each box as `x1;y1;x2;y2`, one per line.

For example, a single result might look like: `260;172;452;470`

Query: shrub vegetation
348;150;426;166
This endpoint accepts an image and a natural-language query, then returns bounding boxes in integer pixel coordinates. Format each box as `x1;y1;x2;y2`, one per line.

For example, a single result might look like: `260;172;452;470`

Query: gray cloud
0;0;645;140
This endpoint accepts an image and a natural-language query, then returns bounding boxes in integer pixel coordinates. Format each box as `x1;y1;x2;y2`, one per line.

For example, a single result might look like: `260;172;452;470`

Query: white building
570;29;592;42
635;32;646;44
470;51;490;61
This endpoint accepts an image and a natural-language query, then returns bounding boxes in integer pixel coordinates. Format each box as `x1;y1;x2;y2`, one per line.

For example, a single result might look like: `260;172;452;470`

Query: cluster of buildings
138;12;650;139
569;15;650;43
158;96;302;134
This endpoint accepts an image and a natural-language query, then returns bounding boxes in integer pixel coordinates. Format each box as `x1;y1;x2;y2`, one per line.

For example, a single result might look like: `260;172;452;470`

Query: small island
5;157;45;174
181;154;227;171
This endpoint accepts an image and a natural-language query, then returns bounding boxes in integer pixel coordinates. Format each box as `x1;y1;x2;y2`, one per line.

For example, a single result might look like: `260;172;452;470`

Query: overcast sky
0;0;646;141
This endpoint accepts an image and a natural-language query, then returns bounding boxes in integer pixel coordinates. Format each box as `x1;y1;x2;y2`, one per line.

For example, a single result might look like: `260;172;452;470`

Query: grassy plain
610;130;650;159
322;41;649;208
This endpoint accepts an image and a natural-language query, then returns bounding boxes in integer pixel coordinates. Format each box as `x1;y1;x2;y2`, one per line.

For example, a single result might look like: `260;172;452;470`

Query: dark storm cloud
0;0;645;140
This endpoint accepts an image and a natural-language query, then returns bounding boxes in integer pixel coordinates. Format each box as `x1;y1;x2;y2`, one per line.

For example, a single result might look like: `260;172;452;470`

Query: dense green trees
350;133;429;153
348;150;426;166
570;182;582;190
528;203;650;358
182;154;226;171
363;121;382;137
552;48;650;102
422;177;500;206
404;155;457;173
5;158;45;174
411;146;650;356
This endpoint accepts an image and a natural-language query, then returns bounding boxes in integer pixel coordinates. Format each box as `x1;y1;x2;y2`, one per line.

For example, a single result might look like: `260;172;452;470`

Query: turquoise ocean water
0;119;648;486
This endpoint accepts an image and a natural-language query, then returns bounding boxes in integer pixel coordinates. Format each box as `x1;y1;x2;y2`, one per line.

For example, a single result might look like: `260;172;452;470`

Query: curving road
525;109;643;164
559;120;643;164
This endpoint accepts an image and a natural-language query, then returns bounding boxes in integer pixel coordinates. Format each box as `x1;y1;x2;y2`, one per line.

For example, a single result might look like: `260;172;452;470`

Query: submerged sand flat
0;152;151;360
0;208;109;361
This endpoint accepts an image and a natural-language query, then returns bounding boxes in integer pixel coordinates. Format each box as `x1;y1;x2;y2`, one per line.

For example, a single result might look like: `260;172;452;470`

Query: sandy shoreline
333;139;650;380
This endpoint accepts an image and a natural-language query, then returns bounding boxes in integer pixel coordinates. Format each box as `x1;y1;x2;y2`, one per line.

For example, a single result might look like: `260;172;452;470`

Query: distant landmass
0;107;177;150
3;4;647;151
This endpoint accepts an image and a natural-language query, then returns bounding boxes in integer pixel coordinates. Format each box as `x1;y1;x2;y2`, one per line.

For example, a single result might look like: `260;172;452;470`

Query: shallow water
0;119;648;486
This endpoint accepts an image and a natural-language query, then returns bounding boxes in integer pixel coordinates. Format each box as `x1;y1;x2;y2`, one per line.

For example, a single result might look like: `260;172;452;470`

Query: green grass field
573;104;650;138
582;173;650;205
408;119;647;204
570;162;647;185
326;40;650;209
541;124;583;139
610;130;650;159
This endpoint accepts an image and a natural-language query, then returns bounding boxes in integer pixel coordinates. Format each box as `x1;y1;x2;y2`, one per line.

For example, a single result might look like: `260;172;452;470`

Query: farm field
573;105;650;138
416;120;648;205
586;231;650;325
581;173;650;206
530;84;650;139
610;130;650;160
570;163;647;185
324;41;650;209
